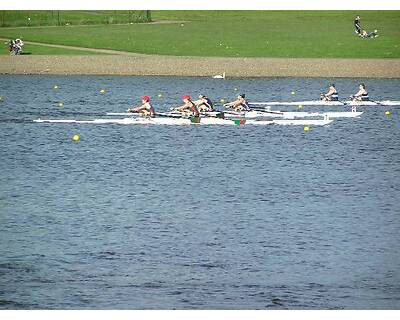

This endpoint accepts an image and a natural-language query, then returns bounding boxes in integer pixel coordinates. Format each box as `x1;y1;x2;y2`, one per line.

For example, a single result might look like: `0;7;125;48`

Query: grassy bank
0;11;399;58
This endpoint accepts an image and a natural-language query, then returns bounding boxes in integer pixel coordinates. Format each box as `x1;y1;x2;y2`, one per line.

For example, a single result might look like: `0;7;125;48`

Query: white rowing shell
106;110;361;119
34;117;332;126
250;100;400;106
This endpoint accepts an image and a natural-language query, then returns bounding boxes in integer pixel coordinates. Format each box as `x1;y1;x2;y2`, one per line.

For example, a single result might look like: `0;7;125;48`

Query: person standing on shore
354;15;362;35
320;84;339;101
127;96;155;117
350;83;369;101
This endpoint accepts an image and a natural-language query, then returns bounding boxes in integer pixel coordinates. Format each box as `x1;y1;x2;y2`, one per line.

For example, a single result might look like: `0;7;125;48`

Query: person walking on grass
354;15;362;35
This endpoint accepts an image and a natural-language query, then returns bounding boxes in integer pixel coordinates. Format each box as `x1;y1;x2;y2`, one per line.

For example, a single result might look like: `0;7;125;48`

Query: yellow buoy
157;94;163;98
291;91;296;95
220;98;225;103
100;89;106;94
53;85;59;90
0;96;4;102
304;126;310;132
385;111;391;116
298;104;303;109
234;88;238;91
58;102;64;107
72;134;80;141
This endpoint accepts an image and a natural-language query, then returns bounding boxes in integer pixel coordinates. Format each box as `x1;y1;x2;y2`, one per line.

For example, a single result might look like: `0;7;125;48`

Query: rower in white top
224;94;250;112
320;84;339;101
350;83;369;101
127;96;155;117
194;94;215;112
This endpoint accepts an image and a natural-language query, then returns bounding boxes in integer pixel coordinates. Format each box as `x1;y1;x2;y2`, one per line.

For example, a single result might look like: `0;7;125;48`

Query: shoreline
1;55;400;78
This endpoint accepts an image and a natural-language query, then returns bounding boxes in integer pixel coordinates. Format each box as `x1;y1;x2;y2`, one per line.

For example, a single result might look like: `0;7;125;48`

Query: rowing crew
320;83;369;102
174;95;216;116
127;94;249;117
172;93;249;114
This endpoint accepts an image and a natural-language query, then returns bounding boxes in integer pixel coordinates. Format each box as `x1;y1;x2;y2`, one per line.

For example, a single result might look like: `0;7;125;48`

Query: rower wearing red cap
127;96;155;117
175;95;200;117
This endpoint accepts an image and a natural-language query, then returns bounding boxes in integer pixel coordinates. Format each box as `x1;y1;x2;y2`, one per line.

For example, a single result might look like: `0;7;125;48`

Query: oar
246;106;284;115
347;96;383;106
369;99;384;106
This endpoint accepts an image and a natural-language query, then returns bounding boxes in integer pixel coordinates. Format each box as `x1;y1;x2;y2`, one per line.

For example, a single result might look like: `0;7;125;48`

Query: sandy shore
1;55;400;78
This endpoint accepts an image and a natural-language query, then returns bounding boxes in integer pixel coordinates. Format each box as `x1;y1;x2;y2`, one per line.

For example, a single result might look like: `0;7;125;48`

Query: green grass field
0;11;399;58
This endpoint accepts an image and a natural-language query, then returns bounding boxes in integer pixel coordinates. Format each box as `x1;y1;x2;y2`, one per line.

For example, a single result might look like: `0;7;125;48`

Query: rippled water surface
0;75;399;309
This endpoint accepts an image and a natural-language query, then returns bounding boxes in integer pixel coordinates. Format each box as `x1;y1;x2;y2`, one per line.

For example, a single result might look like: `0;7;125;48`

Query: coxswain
127;96;155;117
350;83;369;101
195;94;215;112
320;84;339;101
175;95;200;117
224;94;250;112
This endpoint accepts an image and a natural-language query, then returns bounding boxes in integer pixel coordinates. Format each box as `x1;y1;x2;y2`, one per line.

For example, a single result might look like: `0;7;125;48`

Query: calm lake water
0;75;399;309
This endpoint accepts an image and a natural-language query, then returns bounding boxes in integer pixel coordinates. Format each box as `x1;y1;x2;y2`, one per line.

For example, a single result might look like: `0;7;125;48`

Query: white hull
279;111;362;119
250;100;400;106
34;117;333;126
223;110;362;119
106;110;362;119
270;119;333;126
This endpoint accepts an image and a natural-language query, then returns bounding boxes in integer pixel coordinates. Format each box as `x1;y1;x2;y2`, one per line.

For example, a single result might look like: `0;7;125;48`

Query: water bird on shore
213;72;225;79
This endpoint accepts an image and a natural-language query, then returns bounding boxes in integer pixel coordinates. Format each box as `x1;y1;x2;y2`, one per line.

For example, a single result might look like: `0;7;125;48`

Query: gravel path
1;39;399;78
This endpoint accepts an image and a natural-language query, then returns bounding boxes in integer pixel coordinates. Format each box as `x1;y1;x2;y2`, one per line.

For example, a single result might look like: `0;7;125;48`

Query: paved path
0;38;147;56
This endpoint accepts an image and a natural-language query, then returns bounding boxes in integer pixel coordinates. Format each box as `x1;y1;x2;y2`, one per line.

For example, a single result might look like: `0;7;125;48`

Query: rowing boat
33;117;333;126
221;110;362;119
249;100;400;106
106;110;362;119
